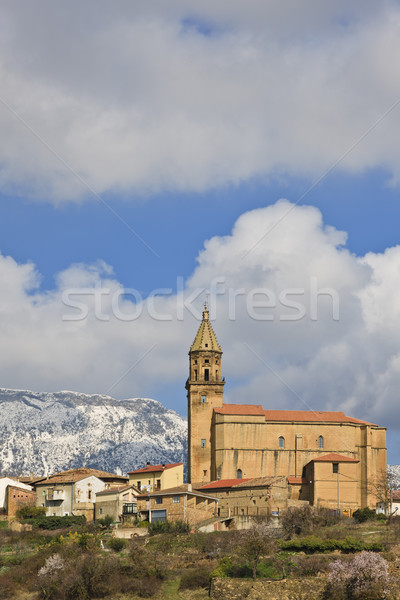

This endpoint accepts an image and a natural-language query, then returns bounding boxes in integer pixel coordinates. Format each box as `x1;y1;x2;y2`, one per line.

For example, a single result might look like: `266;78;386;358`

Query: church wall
213;416;386;508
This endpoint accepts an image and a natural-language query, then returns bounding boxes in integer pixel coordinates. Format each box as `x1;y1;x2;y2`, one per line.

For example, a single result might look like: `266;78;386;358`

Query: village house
0;477;36;517
196;476;290;518
95;484;140;523
128;462;183;492
34;468;128;522
136;483;218;526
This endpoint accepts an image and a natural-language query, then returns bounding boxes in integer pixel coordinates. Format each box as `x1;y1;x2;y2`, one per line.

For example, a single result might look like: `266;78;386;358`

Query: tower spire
190;308;221;352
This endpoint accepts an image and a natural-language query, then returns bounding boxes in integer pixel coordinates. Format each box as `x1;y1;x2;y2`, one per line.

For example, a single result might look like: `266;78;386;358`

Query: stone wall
210;577;326;600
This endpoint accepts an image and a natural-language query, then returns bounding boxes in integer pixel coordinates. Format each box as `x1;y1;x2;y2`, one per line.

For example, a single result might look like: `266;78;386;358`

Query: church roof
214;404;265;416
190;306;221;352
214;405;376;426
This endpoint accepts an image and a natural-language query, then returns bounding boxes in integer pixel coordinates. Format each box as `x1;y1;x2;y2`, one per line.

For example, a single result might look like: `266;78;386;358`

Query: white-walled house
0;477;34;515
34;468;128;521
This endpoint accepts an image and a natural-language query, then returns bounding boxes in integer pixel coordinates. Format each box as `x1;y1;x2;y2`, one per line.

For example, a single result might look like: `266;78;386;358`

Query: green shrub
352;508;377;523
96;515;113;528
107;537;127;552
279;536;382;554
210;556;235;578
22;515;86;530
179;567;211;589
148;520;190;536
16;506;46;519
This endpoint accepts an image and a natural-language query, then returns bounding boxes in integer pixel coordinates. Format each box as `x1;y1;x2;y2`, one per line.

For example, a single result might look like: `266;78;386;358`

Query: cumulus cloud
0;200;399;440
0;1;400;200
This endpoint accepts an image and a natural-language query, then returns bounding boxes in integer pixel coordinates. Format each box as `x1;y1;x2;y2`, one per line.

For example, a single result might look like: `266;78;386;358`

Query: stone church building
186;307;387;511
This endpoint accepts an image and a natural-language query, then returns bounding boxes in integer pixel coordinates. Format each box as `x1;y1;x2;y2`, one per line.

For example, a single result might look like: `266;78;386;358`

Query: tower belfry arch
186;306;224;483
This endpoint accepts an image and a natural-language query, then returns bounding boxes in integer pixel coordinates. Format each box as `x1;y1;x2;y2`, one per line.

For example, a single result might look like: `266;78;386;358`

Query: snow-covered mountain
0;388;187;477
388;465;400;488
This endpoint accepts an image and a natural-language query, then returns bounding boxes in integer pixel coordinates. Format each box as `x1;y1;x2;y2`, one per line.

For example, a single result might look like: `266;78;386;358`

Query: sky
1;1;400;462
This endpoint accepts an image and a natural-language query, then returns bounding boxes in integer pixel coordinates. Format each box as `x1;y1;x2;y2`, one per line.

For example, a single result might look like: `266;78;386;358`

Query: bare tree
239;522;277;580
368;469;397;519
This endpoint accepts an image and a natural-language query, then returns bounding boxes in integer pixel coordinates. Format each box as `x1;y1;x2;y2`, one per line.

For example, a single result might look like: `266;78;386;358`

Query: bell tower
186;306;225;484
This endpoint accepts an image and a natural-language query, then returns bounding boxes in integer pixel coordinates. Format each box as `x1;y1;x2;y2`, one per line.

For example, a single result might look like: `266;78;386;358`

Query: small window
205;359;209;363
279;436;285;448
99;508;103;515
333;463;339;474
318;436;324;449
237;469;242;479
201;439;206;448
204;369;209;381
201;394;206;403
173;496;180;504
203;470;207;477
156;479;161;490
137;481;141;490
205;343;208;347
155;497;163;505
194;369;198;380
194;360;197;364
88;490;92;500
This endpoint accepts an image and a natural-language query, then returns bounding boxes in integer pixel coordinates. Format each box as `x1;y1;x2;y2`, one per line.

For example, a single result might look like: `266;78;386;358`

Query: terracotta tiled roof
96;485;135;496
392;490;400;501
127;462;183;475
148;484;217;500
214;405;376;425
197;478;252;490
263;410;376;425
35;468;128;486
287;477;308;484
214;405;265;416
312;453;359;463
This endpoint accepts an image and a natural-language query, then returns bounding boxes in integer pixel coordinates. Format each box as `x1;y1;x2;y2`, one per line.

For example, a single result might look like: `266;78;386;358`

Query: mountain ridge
0;388;187;477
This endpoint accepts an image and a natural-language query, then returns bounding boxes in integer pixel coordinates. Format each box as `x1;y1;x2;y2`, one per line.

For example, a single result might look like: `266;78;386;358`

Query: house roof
287;477;308;485
312;453;359;463
214;405;376;426
128;462;183;475
96;485;137;497
148;484;218;501
392;490;400;501
190;307;221;352
197;476;284;491
35;468;128;486
197;478;252;490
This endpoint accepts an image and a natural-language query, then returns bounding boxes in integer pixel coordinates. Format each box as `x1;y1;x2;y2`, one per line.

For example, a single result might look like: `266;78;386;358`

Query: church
186;307;387;511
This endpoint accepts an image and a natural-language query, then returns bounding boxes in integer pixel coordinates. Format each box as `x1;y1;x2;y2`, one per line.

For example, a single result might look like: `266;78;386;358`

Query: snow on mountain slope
0;388;187;476
388;465;400;488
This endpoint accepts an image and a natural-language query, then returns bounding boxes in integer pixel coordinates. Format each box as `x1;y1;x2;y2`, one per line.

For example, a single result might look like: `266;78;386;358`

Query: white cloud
0;200;399;437
0;2;400;200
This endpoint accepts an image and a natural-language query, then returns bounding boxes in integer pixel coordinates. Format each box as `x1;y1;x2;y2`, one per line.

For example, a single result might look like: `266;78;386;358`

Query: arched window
237;469;242;479
318;435;323;449
278;436;285;449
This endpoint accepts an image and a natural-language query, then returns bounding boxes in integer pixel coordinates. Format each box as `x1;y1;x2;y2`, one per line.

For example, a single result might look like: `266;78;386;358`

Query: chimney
146;461;150;466
187;484;192;492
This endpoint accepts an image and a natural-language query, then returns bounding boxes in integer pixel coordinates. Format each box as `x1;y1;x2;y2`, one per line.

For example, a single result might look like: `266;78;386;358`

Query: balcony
46;488;64;501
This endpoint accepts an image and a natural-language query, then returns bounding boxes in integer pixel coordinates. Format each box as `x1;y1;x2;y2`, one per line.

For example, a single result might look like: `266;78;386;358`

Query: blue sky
1;1;400;464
